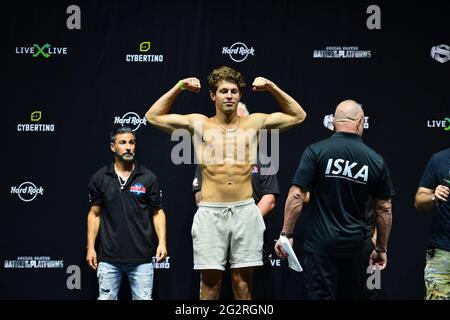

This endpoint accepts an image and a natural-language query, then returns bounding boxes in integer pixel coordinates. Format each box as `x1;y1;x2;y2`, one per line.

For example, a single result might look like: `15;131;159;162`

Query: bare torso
192;115;263;203
200;164;253;202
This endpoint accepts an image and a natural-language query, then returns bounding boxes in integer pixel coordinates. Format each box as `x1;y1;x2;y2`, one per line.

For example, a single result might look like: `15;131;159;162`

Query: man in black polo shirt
86;126;167;300
275;100;393;299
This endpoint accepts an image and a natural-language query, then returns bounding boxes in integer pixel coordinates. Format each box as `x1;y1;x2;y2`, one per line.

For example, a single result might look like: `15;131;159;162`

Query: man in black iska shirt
86;126;167;300
275;100;393;299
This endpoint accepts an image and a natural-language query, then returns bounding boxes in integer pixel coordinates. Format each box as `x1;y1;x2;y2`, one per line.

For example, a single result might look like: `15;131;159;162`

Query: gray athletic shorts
191;198;266;270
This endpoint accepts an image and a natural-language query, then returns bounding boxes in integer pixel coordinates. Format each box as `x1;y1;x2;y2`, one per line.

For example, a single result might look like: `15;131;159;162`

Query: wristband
178;81;186;91
432;194;438;205
375;246;386;254
280;231;293;239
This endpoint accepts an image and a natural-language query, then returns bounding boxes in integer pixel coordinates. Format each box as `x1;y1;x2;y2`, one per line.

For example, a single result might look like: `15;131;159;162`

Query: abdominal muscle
200;164;253;203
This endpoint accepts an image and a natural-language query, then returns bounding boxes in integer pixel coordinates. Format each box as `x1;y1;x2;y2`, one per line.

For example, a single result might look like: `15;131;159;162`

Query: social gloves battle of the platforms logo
313;46;372;59
4;256;63;269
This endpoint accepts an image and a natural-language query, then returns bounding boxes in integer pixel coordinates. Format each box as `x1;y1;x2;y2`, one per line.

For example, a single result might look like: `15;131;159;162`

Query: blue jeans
97;261;154;300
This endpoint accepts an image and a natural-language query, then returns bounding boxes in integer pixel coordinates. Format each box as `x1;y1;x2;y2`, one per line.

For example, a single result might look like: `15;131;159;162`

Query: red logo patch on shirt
130;183;147;195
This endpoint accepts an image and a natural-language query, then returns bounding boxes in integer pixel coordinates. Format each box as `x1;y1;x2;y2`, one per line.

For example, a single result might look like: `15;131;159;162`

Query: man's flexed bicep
247;112;306;132
146;114;190;133
263;112;306;131
145;77;202;133
250;77;307;131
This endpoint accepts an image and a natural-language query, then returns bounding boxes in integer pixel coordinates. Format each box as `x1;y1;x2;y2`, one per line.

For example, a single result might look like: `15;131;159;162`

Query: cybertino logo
140;42;151;52
125;42;163;62
15;44;68;58
17;111;55;132
430;44;450;63
31;111;42;122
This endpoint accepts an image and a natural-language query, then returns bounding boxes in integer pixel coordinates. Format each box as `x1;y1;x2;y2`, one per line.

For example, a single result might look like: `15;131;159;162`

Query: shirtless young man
145;66;306;300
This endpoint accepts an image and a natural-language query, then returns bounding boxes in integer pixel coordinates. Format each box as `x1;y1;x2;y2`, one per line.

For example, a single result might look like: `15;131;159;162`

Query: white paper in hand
280;236;303;272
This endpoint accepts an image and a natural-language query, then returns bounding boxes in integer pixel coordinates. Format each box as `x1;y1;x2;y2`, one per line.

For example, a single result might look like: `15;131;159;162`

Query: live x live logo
427;118;450;131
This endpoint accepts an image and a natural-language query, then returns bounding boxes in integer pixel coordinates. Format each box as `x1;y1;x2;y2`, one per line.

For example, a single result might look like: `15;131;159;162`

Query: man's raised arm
250;77;307;131
145;77;202;133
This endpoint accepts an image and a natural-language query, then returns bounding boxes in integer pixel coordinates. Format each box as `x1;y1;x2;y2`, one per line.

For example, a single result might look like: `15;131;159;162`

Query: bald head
333;100;365;135
334;100;363;121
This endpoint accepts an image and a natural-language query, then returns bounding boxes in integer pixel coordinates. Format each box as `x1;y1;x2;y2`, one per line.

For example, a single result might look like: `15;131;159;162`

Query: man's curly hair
207;66;246;94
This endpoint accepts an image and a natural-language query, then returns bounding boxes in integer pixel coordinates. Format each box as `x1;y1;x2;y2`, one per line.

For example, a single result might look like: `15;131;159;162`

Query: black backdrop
2;0;449;300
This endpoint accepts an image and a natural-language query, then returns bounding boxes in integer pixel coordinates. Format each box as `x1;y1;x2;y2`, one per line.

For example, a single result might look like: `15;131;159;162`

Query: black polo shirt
88;161;163;264
192;164;280;203
418;148;450;251
292;132;392;257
